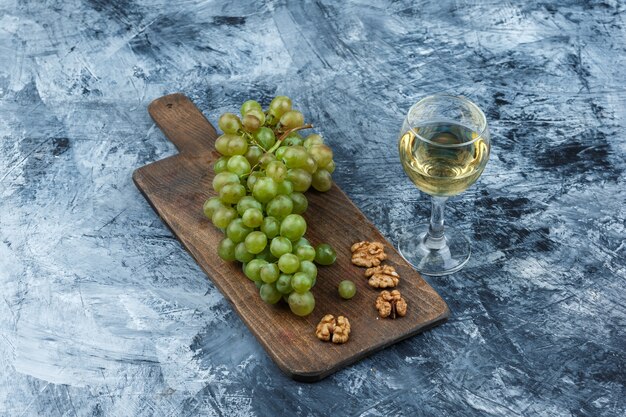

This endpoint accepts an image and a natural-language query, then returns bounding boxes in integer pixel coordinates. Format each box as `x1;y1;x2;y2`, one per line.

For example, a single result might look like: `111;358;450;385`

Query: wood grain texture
133;93;449;381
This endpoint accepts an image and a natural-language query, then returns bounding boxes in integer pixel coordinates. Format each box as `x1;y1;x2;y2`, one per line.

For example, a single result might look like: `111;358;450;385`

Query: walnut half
375;290;407;319
351;241;387;267
332;316;351;344
315;314;335;342
315;314;351;344
365;265;400;288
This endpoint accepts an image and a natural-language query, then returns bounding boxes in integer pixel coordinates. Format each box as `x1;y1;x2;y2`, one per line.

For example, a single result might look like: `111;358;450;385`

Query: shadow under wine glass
397;94;491;276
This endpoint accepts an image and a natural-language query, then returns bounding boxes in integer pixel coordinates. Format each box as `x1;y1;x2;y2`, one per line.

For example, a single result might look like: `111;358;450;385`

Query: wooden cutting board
133;93;450;381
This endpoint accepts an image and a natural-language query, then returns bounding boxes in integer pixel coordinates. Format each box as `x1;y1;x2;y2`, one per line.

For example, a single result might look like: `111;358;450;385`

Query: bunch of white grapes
203;96;337;317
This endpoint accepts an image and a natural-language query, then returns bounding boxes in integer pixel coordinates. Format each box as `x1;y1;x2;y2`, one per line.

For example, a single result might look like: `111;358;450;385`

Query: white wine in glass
397;95;490;276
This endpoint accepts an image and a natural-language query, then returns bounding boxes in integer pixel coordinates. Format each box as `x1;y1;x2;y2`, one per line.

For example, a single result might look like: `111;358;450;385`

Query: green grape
260;263;280;284
280;214;307;241
217;237;237;261
311;169;332;192
226;218;252;243
325;159;335;174
235;242;255;263
215;134;238;155
255;280;263;289
276;180;293;196
286;169;312;192
244;259;268;281
244;145;263;165
309;144;333;168
283;137;303;147
315;243;336;265
295;245;316;262
219;183;246;204
215;135;229;155
255;246;277;263
278;253;300;274
290;192;308;214
283;134;303;147
252;177;278;203
303;134;324;149
255;127;276;150
226;135;250;156
282;146;309;169
292;237;311;251
338;280;356;299
266;195;293;219
242;208;263;228
260;216;280;239
218;113;242;134
228;135;248;156
280;110;304;130
291;272;313;294
270;236;292;258
258;152;276;168
260;283;282;304
242;113;261;132
212;206;237;229
237;196;263;216
266;161;287;182
203;197;225;219
247;171;264;191
241;100;262;116
246;108;266;126
213;156;229;173
276;274;293;294
298;260;317;279
226;155;251;176
274;146;288;160
245;231;268;254
288;291;315;316
269;96;292;119
212;171;240;192
302;156;317;174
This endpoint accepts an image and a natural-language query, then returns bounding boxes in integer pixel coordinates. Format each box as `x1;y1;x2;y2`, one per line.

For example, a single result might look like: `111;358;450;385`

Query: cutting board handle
148;93;217;155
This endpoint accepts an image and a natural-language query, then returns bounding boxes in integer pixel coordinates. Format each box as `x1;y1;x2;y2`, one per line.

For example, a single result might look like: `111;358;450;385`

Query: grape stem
246;160;263;177
267;123;314;154
241;131;267;152
244;123;315;178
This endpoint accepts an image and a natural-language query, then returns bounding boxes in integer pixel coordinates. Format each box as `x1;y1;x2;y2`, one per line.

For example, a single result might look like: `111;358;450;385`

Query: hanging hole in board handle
148;93;218;155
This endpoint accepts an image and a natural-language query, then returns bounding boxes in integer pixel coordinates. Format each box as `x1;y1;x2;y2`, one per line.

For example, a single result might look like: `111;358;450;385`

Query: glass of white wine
397;94;490;276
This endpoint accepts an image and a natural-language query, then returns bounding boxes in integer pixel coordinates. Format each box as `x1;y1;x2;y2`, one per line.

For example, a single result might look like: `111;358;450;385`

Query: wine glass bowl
397;95;490;276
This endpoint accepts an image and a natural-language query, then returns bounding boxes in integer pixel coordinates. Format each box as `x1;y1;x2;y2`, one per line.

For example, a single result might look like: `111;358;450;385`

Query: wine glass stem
424;196;448;250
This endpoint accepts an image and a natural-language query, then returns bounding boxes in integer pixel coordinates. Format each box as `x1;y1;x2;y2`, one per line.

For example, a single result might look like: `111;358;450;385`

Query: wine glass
397;94;490;276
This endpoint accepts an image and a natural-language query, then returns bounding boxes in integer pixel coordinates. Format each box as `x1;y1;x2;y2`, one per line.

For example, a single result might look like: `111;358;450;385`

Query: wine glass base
397;226;470;276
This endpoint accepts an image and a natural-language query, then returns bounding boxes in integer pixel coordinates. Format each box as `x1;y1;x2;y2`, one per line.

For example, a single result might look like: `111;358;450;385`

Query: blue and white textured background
1;0;625;416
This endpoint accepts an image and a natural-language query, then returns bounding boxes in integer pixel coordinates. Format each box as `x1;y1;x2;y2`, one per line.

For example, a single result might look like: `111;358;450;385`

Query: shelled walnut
351;241;387;267
332;316;351;344
365;265;400;288
375;290;407;319
315;314;335;342
315;314;351;344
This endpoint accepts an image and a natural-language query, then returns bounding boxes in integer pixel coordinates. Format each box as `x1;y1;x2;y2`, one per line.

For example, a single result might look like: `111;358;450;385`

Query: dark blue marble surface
1;0;625;415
